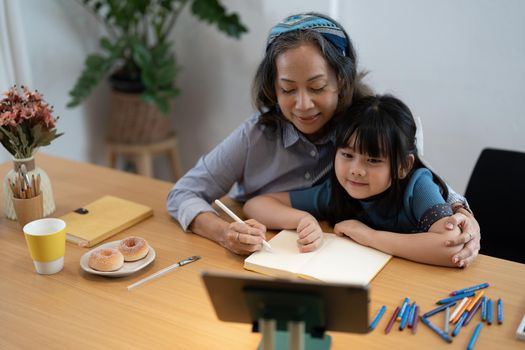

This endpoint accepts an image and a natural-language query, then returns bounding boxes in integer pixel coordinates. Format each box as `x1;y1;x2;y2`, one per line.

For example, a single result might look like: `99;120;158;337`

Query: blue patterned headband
266;14;349;56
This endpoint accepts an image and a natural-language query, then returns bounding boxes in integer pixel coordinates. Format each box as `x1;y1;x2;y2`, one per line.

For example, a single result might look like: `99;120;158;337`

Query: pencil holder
3;156;55;220
12;193;44;230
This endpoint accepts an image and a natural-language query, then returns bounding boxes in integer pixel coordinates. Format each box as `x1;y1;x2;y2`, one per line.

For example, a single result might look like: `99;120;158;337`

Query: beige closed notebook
244;230;392;285
61;195;153;247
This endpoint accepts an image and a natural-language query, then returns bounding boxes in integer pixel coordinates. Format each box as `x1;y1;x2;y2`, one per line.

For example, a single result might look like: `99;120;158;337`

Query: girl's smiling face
334;135;392;199
274;43;339;138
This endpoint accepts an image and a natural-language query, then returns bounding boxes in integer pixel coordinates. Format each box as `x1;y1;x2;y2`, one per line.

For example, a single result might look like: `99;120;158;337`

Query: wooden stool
107;135;182;181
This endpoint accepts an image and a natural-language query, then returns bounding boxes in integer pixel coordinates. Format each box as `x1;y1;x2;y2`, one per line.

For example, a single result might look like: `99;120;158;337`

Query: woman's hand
221;219;267;255
444;210;481;267
296;214;323;252
333;219;374;246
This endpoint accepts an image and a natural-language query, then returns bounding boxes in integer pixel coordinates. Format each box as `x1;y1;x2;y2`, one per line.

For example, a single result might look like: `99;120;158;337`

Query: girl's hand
444;211;481;267
334;220;374;246
221;219;267;255
296;214;323;252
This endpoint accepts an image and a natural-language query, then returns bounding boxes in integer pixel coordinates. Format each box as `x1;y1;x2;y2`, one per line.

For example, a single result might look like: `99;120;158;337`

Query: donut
118;236;149;261
88;248;124;271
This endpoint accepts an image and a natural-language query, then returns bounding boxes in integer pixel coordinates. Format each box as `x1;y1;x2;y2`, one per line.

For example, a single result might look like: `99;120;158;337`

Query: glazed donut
118;236;149;262
88;248;124;271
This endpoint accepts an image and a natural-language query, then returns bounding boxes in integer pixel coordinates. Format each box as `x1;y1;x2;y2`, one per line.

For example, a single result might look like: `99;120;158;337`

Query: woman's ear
399;154;415;179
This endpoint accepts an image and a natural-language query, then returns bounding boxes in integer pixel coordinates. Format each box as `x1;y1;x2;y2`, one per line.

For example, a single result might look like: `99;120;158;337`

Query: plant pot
107;90;175;144
3;156;55;220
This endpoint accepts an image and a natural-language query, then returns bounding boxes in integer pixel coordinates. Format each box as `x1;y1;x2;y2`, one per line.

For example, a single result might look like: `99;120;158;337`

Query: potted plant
67;0;247;143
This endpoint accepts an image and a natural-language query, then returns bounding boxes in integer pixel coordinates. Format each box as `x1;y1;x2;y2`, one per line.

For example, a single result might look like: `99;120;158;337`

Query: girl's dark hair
252;13;372;137
327;94;449;226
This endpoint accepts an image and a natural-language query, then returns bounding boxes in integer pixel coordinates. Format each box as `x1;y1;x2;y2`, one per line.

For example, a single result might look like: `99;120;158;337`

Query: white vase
3;156;55;220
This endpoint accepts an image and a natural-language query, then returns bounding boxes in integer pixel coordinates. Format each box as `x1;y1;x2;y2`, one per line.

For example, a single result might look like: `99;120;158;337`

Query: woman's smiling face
274;43;339;138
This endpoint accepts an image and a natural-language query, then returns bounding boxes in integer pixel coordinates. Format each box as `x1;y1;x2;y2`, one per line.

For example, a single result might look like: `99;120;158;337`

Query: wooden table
1;154;524;349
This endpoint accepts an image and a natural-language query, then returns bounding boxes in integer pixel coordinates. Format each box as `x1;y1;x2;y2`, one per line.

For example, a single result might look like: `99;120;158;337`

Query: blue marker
369;305;386;330
449;282;489;296
421;317;452;343
399;303;411;331
452;311;468;337
481;296;487;321
487;298;493;325
436;291;475;305
467;323;483;350
422;300;457;318
497;298;503;324
407;302;417;328
397;297;410;321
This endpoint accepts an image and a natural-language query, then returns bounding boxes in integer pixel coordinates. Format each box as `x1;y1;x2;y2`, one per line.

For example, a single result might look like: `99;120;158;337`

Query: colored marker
464;298;482;326
421;317;453;343
452;311;468;337
384;307;400;334
399;303;411;331
411;306;419;334
466;291;485;312
467;323;483;350
449;297;469;323
497;298;503;324
487;298;493;325
407;302;417;328
397;297;410;321
437;291;475;305
481;296;487;321
444;307;450;333
449;282;489;296
369;305;386;330
423;300;457;318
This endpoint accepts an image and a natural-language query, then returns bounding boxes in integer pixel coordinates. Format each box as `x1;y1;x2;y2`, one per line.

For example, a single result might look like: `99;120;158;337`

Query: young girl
244;94;465;267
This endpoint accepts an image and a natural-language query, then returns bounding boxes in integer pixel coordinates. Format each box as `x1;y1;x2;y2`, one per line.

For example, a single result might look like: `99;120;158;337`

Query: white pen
214;199;273;252
127;255;201;290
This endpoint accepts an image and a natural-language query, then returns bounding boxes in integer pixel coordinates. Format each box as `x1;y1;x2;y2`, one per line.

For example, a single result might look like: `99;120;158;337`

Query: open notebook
244;230;392;285
61;195;153;247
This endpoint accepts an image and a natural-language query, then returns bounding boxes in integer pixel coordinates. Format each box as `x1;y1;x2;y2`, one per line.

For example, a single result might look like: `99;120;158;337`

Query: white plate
80;240;156;277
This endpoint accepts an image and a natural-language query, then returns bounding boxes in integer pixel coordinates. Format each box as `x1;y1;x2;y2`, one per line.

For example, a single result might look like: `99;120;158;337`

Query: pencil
436;291;475;305
423;300;457;318
444;306;450;333
451;311;468;337
214;199;272;251
384;306;400;334
481;296;487;321
464;298;482;326
487;298;493;325
407;302;417;328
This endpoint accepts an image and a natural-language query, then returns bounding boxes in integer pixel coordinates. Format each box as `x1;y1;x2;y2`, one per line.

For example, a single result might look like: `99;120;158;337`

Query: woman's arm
334;217;463;267
244;193;323;252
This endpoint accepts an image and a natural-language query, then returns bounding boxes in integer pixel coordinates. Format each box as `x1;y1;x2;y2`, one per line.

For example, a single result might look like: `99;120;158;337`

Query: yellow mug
23;218;66;274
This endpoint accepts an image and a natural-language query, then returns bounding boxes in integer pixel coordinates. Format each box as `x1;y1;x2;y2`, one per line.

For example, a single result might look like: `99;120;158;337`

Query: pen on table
214;199;272;252
449;297;470;323
369;305;386;331
420;317;452;343
467;323;483;350
481;296;487;321
449;282;489;296
127;255;201;290
384;306;400;334
497;298;503;324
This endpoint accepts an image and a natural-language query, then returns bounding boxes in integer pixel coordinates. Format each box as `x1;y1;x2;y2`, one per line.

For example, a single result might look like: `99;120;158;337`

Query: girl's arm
244;193;323;252
334;217;463;267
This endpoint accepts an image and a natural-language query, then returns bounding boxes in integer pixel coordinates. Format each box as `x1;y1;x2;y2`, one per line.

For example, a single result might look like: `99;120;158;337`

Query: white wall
2;0;524;194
